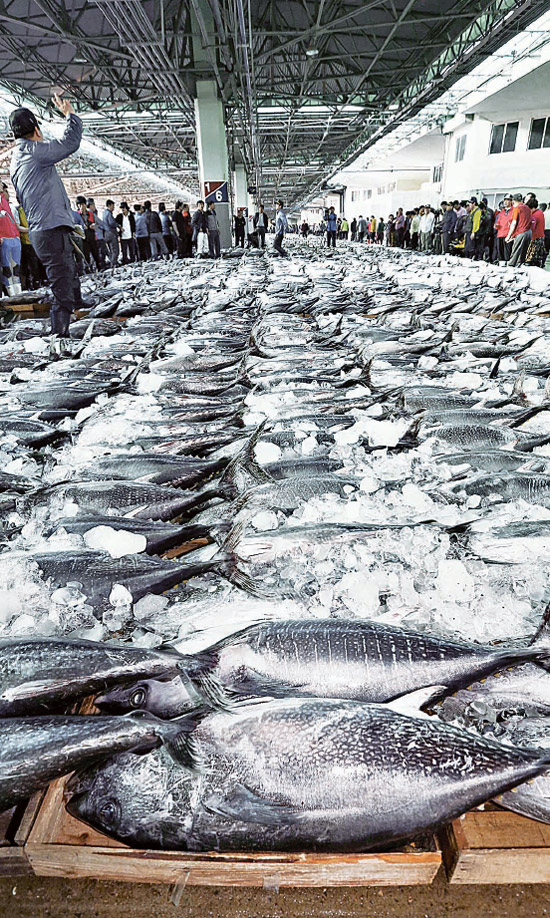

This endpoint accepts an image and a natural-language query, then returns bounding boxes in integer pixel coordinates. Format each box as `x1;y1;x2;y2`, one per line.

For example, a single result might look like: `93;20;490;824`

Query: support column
194;80;231;248
234;163;252;237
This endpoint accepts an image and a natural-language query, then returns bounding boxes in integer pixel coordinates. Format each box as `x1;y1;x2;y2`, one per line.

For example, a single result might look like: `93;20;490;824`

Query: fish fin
489;357;501;379
166;731;205;770
226;671;299;701
227;565;281;600
530;600;550;650
510;370;526;403
219;520;244;555
179;651;234;711
203;785;303;826
387;685;448;718
543;376;550;404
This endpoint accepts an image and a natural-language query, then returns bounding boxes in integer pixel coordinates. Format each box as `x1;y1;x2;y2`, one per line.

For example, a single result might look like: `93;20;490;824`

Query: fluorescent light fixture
305;46;319;57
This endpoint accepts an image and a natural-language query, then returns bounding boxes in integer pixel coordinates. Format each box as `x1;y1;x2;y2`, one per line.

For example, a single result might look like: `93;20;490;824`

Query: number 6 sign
204;181;228;204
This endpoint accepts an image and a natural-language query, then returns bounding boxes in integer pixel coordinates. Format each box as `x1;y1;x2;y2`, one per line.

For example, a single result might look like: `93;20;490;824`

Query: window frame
455;134;466;162
489;120;518;154
528;116;550;150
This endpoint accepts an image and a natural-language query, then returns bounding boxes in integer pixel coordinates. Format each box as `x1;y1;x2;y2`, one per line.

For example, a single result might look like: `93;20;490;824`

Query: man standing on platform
10;94;84;340
273;199;289;257
254;204;268;248
102;199;120;267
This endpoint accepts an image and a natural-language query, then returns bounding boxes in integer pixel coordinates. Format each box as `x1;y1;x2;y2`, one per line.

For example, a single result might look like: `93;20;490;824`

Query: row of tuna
1;240;550;850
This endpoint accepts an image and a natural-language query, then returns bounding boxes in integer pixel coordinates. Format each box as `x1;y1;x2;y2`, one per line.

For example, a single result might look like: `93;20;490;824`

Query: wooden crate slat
443;809;550;885
25;844;441;887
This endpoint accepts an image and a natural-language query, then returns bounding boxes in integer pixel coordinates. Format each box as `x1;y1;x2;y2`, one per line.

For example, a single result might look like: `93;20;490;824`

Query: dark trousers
20;243;44;289
465;233;485;259
84;230;99;270
497;238;512;262
395;228;404;248
273;232;287;256
163;234;175;254
96;239;108;269
31;226;80;336
442;231;453;254
256;228;266;248
137;237;151;261
235;229;245;247
358;232;364;242
327;230;336;247
208;231;221;259
508;230;532;267
121;238;137;264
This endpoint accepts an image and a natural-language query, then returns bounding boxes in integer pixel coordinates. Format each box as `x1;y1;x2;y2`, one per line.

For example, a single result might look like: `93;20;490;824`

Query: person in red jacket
0;182;23;296
506;193;533;267
494;196;513;263
526;199;546;267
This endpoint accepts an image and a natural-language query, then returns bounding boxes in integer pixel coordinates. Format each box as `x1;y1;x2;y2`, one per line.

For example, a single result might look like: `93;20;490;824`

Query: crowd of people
329;195;550;268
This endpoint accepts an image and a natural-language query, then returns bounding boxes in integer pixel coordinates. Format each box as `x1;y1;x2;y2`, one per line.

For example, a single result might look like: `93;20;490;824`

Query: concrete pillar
234;164;254;237
194;80;231;248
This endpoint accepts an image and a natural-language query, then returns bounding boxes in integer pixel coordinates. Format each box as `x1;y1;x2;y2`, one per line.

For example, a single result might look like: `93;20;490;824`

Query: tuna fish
66;696;550;851
96;618;550;715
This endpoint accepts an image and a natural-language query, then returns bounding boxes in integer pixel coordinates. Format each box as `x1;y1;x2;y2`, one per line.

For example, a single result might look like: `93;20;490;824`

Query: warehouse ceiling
0;0;549;207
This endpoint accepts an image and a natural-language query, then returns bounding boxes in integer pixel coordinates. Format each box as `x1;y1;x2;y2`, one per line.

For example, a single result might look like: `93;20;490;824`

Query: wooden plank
25;845;441;887
443;810;550;885
0;848;34;878
449;848;550;885
456;810;550;849
14;793;47;847
26;775;441;887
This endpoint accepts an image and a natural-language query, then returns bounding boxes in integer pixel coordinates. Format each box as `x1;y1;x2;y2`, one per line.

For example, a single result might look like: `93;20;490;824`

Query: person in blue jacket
326;206;338;248
10;95;83;338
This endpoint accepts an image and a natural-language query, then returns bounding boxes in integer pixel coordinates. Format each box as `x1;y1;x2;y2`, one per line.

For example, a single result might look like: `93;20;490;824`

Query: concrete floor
2;873;550;917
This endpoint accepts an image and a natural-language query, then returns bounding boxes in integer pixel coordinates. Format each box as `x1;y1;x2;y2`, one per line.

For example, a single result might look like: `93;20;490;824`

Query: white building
323;58;550;220
440;60;550;208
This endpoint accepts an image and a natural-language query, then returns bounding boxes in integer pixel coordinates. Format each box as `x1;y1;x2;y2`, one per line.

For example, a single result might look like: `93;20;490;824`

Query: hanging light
305;46;319;58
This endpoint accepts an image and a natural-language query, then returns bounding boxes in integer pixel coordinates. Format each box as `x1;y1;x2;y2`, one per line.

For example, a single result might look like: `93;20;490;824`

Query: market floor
1;874;549;917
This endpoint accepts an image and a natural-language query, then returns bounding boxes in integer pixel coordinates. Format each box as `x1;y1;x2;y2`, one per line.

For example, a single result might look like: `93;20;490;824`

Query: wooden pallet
25;776;441;887
441;807;550;885
0;794;44;877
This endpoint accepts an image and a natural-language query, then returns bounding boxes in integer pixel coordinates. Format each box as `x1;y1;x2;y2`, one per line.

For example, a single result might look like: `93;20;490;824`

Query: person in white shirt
419;207;435;252
115;202;136;264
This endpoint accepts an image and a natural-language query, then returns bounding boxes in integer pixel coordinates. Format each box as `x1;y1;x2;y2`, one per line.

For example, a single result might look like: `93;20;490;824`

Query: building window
489;121;518;154
528;117;550;150
367;189;372;199
433;163;443;183
455;135;466;162
351;190;358;202
388;181;396;192
378;185;386;195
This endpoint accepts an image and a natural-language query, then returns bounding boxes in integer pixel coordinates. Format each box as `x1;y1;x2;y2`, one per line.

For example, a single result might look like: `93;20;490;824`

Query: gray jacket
102;208;118;239
10;114;83;233
206;208;220;233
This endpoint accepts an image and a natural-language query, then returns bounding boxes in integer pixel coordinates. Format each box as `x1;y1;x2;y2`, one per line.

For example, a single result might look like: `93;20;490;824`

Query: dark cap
9;107;40;139
469;196;478;204
276;199;284;206
76;195;87;205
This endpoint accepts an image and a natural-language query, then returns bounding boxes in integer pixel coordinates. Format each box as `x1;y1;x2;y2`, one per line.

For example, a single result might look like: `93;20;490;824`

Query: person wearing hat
10;95;83;338
273;200;289;257
464;197;482;260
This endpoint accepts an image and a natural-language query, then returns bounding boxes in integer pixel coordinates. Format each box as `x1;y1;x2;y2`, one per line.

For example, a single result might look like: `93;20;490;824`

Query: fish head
65;748;194;847
95;673;199;718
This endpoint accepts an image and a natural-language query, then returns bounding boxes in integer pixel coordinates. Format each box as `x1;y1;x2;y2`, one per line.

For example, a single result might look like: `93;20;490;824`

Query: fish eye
130;687;147;708
99;798;121;828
